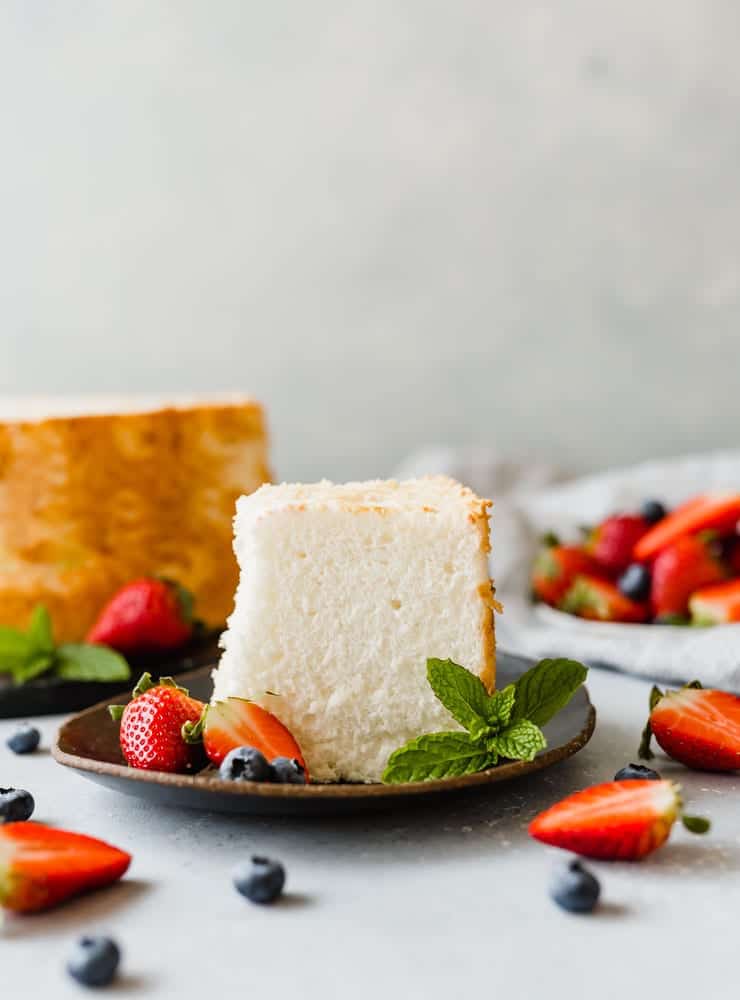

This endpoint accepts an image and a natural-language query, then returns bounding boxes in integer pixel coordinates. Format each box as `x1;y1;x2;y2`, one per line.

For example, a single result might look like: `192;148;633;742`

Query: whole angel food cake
212;476;496;782
0;395;271;642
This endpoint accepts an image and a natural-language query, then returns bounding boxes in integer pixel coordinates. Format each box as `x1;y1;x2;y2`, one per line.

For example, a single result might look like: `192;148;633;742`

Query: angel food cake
0;395;271;641
212;476;496;782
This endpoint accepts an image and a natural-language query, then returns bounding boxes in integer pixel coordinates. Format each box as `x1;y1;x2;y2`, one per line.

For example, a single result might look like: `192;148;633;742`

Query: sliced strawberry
110;673;205;773
587;515;650;575
690;579;740;625
87;577;194;653
559;574;649;623
640;683;740;771
529;780;708;860
634;493;740;562
0;822;131;913
197;698;308;778
650;536;724;618
531;540;601;606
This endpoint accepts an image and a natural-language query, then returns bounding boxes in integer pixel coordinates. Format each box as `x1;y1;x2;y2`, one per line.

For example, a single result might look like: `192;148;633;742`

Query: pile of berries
531;493;740;624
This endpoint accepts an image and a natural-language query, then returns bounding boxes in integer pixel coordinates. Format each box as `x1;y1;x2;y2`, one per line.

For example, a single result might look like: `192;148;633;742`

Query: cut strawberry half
559;574;649;623
529;780;709;860
690;579;740;625
531;542;601;606
639;682;740;771
634;493;740;562
188;698;309;779
0;822;131;913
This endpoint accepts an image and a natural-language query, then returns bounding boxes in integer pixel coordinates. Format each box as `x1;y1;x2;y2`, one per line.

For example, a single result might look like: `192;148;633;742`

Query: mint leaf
487;683;515;729
493;719;547;762
382;732;495;783
0;627;32;672
56;644;131;683
511;658;587;727
426;658;490;731
28;605;54;655
11;654;55;685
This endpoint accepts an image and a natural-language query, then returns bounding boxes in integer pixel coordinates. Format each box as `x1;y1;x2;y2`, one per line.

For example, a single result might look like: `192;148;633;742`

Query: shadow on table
0;878;150;941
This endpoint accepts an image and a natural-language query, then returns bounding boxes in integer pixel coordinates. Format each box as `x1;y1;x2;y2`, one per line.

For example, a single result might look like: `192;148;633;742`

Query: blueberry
219;746;273;783
640;499;667;524
6;725;40;755
617;563;651;602
271;757;307;785
233;855;286;904
0;787;35;823
550;859;600;914
66;936;121;988
614;762;661;781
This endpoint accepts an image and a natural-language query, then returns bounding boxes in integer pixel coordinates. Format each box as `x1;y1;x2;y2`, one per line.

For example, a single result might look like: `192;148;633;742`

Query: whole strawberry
588;515;650;575
559;574;649;623
109;673;205;773
87;578;194;653
639;682;740;771
650;536;724;619
531;537;600;607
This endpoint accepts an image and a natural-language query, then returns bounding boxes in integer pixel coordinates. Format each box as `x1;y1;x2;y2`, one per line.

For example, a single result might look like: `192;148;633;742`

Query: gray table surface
2;664;738;1000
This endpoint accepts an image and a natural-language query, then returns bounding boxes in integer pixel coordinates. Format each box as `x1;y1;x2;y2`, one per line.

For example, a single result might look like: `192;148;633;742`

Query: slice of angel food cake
211;477;498;783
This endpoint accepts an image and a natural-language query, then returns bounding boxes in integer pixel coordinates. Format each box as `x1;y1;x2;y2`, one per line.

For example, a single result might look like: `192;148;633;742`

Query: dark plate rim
52;662;596;801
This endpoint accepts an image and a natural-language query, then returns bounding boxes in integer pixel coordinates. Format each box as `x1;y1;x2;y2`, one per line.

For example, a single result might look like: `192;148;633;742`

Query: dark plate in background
52;651;596;816
0;634;221;719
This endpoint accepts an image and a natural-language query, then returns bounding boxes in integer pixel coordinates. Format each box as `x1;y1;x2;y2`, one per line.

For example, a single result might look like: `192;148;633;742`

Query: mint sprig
382;657;587;783
0;605;130;686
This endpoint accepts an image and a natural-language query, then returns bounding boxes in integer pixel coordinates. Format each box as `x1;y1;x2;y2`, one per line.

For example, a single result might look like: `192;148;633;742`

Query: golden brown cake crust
0;401;270;641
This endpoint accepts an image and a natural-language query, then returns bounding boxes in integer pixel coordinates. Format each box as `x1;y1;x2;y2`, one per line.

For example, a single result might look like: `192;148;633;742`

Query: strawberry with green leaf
531;535;600;607
382;657;588;783
0;606;130;686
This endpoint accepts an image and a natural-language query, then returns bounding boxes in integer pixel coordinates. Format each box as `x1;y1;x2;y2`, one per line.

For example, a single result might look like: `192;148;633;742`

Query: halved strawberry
559;574;649;623
634;493;740;562
587;515;650;575
191;698;308;779
0;822;131;913
529;780;709;860
531;539;600;606
109;673;206;773
650;535;724;619
639;683;740;771
690;579;740;625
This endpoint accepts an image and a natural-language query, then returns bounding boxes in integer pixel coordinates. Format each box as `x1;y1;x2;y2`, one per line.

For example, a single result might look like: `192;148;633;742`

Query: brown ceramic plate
0;634;221;720
53;651;596;816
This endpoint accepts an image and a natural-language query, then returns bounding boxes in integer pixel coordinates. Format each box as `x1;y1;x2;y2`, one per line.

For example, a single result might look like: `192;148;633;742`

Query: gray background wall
1;1;739;482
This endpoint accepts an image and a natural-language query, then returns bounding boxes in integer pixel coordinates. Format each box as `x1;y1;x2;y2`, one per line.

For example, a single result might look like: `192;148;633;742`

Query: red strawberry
634;492;740;562
109;673;205;773
86;577;194;653
650;536;724;618
0;822;131;913
640;683;740;771
529;780;709;860
588;515;650;575
194;697;308;779
690;579;740;625
531;538;601;606
559;574;649;623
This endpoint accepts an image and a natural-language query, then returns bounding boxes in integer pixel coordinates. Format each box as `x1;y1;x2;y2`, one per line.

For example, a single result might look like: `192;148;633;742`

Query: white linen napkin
395;448;740;690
